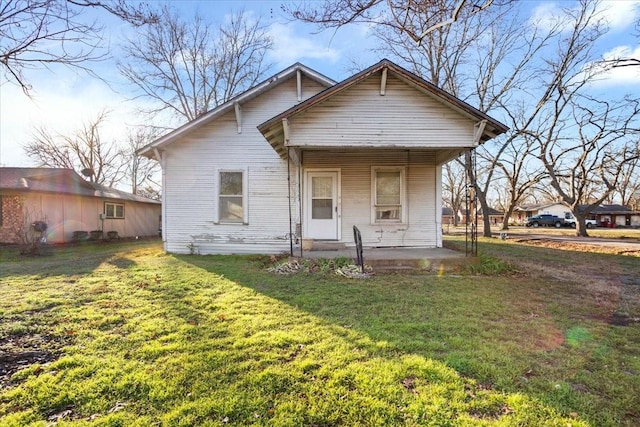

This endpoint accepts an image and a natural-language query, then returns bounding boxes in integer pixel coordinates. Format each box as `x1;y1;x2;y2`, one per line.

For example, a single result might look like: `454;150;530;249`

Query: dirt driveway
496;230;640;256
485;231;640;326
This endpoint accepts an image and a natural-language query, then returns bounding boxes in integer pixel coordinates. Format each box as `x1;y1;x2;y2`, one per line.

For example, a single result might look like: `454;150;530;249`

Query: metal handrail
353;225;364;273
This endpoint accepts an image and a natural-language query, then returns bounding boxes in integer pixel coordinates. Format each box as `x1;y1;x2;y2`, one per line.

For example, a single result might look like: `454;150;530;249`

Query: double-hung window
372;167;405;223
104;202;125;219
218;170;247;223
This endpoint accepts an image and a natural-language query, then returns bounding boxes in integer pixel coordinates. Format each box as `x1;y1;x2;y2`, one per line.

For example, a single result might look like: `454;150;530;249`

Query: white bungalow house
139;59;507;255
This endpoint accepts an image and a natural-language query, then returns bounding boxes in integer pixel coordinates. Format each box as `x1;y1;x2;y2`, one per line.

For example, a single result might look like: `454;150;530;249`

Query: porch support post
287;147;294;256
234;102;242;134
380;67;388;96
435;163;443;248
298;152;304;258
296;69;302;102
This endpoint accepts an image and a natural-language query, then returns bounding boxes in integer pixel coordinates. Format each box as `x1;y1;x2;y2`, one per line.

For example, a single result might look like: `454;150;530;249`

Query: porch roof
258;59;508;159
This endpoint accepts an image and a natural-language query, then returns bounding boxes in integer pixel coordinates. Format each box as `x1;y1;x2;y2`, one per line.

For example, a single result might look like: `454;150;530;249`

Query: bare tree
123;127;161;196
534;95;640;236
0;0;156;94
23;110;126;187
442;161;466;226
285;0;500;44
614;157;640;208
119;6;273;122
371;1;556;236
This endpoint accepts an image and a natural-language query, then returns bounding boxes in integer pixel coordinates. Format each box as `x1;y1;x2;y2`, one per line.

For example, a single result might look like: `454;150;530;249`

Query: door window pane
312;177;332;198
312;199;333;219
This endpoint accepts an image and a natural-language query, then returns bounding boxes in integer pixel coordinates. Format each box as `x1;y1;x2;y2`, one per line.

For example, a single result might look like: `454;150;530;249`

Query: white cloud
593;45;640;87
267;23;341;67
0;72;138;167
530;0;640;32
596;0;640;32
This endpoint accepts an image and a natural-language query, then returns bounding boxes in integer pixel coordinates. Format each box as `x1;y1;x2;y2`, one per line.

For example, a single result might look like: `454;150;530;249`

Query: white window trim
104;202;125;219
215;168;249;224
371;166;407;224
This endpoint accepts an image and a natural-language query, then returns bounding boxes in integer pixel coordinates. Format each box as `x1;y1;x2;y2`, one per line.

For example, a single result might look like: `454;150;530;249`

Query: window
218;170;247;223
372;167;405;223
104;202;125;219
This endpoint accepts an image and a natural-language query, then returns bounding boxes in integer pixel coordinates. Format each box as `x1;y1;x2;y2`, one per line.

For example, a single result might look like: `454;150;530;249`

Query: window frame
104;202;125;219
216;168;248;224
371;166;406;224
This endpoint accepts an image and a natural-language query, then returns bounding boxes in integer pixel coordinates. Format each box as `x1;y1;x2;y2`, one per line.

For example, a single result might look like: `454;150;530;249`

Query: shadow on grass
177;246;640;427
0;240;151;280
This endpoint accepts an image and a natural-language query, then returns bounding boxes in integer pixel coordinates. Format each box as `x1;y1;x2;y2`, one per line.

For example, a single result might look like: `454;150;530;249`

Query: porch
302;246;474;273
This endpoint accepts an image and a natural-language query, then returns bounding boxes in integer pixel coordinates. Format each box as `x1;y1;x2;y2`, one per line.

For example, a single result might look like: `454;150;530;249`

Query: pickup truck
525;214;564;228
563;215;598;228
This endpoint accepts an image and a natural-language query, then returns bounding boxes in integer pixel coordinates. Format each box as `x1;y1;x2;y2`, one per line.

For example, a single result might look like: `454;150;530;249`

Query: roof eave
138;64;336;159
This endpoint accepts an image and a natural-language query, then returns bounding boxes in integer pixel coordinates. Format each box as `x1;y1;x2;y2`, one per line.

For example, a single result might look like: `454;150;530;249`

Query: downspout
298;151;304;258
287;147;293;256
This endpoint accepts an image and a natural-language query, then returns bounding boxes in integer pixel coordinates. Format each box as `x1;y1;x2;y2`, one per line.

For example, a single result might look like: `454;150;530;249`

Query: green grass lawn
0;239;638;426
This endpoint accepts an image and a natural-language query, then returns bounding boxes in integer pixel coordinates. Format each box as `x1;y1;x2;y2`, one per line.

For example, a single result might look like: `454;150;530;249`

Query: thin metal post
287;148;293;257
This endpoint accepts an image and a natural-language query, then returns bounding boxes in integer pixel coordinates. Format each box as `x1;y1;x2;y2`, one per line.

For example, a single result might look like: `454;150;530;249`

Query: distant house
138;59;507;255
0;168;161;244
592;205;640;227
442;207;456;225
456;207;503;226
514;202;640;227
513;203;570;224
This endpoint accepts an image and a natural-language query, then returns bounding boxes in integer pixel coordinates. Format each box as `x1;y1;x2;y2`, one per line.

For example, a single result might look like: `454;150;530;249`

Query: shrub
72;231;89;242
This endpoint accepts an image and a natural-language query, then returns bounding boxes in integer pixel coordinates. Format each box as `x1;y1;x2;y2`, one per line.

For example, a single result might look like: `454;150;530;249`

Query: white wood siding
163;76;325;254
303;150;439;248
288;74;475;149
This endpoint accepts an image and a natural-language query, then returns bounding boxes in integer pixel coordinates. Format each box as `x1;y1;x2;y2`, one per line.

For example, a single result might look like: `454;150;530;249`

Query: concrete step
308;241;347;251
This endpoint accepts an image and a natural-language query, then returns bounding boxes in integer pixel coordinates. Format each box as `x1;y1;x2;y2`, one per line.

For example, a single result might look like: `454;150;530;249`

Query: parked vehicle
526;214;565;228
563;214;598;229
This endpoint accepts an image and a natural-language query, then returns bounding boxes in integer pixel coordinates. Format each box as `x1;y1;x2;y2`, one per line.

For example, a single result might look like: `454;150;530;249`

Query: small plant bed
267;257;373;278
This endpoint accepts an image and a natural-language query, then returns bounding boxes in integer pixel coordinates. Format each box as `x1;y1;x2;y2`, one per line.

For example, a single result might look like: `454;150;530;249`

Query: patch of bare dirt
0;329;67;391
520;238;640;257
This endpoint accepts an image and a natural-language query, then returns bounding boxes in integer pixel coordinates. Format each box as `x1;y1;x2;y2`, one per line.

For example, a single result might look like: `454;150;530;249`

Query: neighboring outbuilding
0;167;161;244
139;59;508;255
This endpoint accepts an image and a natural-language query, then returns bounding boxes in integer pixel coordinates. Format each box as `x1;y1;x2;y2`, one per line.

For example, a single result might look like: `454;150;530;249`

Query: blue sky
1;0;639;168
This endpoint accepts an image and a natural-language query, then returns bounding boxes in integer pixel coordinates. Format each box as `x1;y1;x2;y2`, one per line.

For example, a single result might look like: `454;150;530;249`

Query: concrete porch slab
302;247;475;273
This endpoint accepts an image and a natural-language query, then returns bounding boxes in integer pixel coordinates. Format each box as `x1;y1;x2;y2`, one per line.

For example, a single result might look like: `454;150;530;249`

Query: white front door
305;171;340;240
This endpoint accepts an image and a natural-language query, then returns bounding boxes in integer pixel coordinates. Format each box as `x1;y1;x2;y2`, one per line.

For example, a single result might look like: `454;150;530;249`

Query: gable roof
0;167;160;204
137;63;336;159
258;59;509;156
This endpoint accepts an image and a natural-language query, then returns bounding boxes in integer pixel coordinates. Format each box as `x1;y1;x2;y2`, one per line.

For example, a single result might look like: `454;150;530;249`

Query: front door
305;171;339;240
